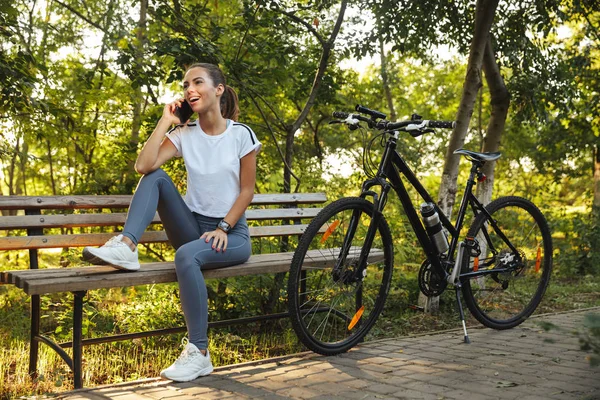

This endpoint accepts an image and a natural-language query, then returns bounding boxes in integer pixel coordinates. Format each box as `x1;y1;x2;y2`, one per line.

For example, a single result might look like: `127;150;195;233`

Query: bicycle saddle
454;149;501;162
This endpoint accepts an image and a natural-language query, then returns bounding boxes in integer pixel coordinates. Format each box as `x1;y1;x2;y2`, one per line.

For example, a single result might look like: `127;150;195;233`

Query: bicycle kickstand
454;282;471;344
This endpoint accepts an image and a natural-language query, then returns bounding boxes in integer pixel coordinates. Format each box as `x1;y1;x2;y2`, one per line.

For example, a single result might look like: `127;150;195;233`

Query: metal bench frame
0;193;326;389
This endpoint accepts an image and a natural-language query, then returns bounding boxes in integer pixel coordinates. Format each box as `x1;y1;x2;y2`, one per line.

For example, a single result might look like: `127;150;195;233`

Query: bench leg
28;294;40;380
73;291;86;389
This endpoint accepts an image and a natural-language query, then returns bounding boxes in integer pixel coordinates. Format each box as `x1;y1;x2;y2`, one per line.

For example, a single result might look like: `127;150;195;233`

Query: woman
83;63;261;382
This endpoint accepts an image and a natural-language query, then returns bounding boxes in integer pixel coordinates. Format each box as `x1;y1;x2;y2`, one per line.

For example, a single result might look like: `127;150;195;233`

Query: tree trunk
437;0;499;218
423;0;499;314
46;139;57;195
477;86;483;147
20;141;28;196
124;0;148;193
594;143;600;208
8;136;21;196
380;37;397;121
476;37;509;206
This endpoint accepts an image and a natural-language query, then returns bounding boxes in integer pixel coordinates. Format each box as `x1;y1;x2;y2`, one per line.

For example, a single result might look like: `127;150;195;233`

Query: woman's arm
201;150;257;251
135;101;184;175
223;150;257;226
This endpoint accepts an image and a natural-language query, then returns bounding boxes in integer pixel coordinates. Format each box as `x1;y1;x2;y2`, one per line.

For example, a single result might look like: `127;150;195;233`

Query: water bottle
420;202;449;255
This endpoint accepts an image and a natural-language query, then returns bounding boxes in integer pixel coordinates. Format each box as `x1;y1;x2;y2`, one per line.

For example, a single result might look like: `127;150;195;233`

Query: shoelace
174;338;200;366
104;235;126;248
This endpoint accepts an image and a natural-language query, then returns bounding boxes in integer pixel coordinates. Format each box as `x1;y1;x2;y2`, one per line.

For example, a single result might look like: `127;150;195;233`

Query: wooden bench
0;193;330;388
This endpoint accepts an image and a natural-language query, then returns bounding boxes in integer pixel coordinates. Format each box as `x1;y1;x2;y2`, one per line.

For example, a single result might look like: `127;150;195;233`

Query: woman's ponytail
221;85;240;121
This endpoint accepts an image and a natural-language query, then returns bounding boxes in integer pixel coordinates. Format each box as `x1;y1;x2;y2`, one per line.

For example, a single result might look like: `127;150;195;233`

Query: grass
0;284;305;399
1;250;600;399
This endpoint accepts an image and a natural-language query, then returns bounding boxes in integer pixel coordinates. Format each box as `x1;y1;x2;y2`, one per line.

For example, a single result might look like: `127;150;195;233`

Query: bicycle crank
418;260;448;297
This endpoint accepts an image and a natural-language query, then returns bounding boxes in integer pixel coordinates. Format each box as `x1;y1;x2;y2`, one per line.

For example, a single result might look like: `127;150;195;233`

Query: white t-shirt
166;120;261;217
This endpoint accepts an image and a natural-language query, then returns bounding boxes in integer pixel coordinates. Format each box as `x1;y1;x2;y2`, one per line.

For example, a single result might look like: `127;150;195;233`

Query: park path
60;308;600;400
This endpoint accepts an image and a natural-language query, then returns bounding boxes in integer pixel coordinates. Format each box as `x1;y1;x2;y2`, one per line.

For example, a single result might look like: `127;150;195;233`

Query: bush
580;313;600;367
551;207;600;277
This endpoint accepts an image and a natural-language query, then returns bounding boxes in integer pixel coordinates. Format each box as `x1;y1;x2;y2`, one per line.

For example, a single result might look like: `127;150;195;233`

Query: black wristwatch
216;219;231;233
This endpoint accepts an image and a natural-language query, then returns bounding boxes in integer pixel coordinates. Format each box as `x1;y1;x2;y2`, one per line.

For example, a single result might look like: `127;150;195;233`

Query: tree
437;0;499;218
474;37;509;206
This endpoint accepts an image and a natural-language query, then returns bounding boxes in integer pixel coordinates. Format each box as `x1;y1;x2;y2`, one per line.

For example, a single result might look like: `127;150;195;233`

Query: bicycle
287;105;553;355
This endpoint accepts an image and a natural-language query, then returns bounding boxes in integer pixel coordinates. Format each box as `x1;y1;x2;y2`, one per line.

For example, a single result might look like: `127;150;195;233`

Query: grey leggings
123;169;251;350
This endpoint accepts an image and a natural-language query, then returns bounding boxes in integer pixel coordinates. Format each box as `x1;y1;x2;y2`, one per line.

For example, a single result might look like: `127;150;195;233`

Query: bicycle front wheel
288;197;394;355
461;196;552;329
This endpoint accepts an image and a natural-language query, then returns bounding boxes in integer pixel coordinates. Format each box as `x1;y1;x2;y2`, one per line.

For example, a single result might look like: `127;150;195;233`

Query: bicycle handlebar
387;119;456;130
332;106;455;134
427;120;455;129
332;111;349;119
355;104;387;120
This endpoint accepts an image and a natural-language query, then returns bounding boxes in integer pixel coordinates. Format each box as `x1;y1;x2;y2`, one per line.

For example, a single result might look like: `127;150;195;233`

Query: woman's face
183;67;224;115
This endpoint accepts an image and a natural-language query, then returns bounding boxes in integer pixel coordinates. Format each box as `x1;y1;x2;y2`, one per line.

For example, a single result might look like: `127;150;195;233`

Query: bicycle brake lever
349;124;360;131
328;120;343;124
409;128;434;138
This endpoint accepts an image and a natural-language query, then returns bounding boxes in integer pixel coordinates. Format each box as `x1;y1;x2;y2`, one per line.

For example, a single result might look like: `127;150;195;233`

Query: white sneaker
82;234;140;271
160;339;213;382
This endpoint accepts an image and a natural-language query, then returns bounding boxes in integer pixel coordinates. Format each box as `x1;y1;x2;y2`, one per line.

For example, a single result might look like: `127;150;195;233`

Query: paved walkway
60;308;600;400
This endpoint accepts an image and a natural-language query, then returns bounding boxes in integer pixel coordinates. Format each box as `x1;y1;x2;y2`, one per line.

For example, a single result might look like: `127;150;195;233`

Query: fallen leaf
496;381;519;388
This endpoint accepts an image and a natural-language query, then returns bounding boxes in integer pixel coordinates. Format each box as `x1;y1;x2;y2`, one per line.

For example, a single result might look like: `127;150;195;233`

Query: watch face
218;220;231;232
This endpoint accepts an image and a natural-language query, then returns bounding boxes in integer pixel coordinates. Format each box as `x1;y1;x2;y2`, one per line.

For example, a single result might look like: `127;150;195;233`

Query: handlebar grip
332;111;349;119
427;120;455;129
355;104;387;120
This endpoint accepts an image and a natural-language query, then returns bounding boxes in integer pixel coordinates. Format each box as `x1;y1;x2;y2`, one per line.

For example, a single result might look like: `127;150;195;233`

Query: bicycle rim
288;197;394;355
462;196;552;329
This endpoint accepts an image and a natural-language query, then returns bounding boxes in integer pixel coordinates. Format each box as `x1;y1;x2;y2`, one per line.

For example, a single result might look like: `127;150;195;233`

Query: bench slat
9;248;383;295
0;232;167;251
0;193;326;211
0;208;323;230
0;224;321;250
11;266;122;287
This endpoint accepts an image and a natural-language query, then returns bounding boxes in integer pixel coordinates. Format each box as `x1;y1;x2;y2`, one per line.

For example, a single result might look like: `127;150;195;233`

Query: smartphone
174;100;194;123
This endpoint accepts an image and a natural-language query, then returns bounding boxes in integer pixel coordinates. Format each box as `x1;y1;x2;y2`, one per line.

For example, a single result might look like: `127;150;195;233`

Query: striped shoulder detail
233;122;256;145
166;124;184;135
167;121;196;134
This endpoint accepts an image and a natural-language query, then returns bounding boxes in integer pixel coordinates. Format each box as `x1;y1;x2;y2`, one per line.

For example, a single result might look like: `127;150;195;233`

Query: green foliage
538;310;600;368
550;207;600;276
580;313;600;367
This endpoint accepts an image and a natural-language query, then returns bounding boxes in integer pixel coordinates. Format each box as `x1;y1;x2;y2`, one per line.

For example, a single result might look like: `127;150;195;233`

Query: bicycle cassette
491;249;527;288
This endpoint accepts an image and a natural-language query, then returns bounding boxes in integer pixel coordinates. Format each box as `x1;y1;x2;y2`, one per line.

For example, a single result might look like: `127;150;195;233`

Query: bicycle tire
461;196;553;329
288;197;394;355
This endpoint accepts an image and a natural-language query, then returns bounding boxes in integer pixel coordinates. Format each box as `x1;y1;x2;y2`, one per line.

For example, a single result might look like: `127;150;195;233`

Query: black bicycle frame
355;131;493;279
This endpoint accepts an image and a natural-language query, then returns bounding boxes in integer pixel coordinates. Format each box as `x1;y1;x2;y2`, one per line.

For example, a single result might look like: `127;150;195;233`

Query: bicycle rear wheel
461;196;552;329
287;197;394;355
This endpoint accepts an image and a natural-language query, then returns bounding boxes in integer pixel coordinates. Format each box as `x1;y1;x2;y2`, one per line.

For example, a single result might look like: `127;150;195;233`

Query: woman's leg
174;216;251;350
123;169;201;248
84;169;200;270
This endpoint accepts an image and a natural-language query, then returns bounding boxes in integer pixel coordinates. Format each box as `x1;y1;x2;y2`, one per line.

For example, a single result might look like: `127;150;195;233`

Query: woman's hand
161;98;186;125
200;229;228;252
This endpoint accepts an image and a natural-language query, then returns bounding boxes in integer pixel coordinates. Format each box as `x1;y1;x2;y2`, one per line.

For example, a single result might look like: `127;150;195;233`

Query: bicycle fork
331;191;384;285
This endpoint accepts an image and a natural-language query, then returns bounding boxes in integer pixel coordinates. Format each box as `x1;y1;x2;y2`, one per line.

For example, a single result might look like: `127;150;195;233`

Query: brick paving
59;308;600;400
